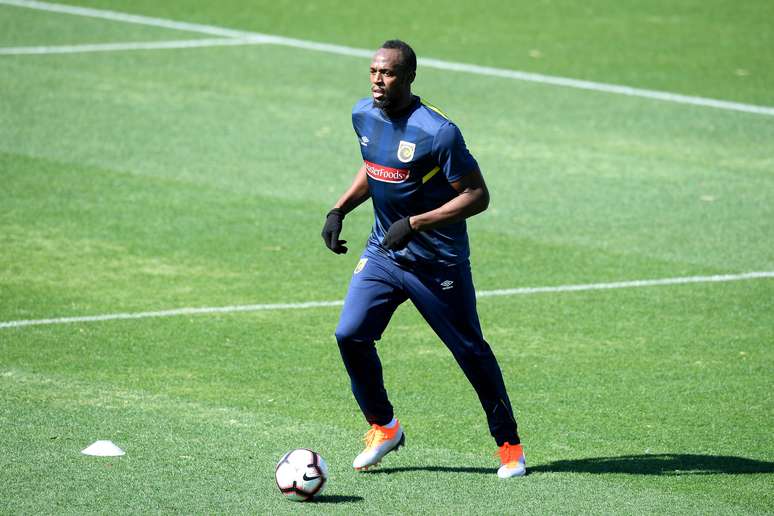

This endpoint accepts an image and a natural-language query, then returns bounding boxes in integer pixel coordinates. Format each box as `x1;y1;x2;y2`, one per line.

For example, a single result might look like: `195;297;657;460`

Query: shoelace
363;426;386;448
497;443;523;464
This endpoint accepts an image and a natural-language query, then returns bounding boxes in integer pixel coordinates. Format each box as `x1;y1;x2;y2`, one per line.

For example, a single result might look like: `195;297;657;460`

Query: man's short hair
380;39;417;75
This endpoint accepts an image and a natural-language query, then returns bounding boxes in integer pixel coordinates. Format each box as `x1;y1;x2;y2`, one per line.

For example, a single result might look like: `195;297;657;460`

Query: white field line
1;272;772;330
1;0;773;116
476;271;774;298
0;37;271;55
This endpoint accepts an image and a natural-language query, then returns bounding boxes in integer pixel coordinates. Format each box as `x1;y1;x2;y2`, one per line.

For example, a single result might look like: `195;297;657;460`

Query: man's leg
403;261;520;446
335;253;407;426
335;253;408;470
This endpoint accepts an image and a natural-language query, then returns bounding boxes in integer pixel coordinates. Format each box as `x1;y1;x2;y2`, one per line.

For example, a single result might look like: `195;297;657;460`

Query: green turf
1;1;773;513
2;285;773;513
0;5;200;47
51;0;774;106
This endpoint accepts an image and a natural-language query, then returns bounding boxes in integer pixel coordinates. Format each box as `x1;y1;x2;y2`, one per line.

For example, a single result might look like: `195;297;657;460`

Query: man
321;40;525;478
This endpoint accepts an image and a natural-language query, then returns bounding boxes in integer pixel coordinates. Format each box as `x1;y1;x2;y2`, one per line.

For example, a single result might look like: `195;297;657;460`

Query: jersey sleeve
352;102;366;157
431;121;479;183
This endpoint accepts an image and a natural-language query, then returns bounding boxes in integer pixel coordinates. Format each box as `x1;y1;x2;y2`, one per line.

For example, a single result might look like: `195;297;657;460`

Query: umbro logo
359;135;369;146
440;280;454;290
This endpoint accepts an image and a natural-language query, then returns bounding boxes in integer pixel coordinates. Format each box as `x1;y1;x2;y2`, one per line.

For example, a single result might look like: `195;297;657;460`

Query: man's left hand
382;217;415;251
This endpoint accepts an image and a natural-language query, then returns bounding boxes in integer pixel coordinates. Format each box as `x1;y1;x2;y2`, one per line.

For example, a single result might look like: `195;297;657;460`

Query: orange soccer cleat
352;420;405;470
497;442;527;478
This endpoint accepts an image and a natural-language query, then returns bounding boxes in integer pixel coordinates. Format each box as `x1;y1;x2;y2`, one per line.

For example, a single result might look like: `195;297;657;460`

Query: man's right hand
321;208;348;254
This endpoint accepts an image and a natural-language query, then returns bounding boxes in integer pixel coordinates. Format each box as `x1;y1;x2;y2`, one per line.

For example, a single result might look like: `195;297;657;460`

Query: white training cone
81;440;125;457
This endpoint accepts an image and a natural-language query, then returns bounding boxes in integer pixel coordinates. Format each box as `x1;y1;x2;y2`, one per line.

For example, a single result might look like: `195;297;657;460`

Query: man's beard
372;95;391;110
373;89;412;115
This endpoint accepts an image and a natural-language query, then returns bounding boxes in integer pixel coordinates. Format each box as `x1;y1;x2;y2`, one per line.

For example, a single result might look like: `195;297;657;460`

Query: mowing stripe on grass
0;0;254;38
2;0;773;117
0;37;271;55
1;272;772;330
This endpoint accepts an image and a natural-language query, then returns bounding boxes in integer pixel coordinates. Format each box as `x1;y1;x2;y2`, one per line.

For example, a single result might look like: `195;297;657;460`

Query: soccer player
321;40;526;478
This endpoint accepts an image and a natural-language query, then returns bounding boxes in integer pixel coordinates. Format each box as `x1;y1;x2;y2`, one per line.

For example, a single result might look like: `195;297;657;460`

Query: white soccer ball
274;449;328;501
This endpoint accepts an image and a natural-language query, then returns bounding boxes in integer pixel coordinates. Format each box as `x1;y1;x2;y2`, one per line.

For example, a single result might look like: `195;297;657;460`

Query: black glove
321;208;348;254
381;216;415;251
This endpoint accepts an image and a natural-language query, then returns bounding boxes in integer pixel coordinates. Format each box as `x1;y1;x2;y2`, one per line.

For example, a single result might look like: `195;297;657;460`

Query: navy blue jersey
352;96;479;266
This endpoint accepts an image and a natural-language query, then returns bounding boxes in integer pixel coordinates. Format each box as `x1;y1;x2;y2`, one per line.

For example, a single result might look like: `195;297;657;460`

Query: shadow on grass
531;454;774;476
312;494;364;503
362;466;492;475
363;454;774;476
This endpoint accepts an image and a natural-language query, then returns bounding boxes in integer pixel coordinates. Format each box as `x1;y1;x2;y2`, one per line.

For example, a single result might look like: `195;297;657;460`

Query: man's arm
381;168;489;251
333;164;371;214
322;165;371;254
410;168;489;231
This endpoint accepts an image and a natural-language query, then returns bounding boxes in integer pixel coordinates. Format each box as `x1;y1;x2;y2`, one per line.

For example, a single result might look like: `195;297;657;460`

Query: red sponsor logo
364;160;409;183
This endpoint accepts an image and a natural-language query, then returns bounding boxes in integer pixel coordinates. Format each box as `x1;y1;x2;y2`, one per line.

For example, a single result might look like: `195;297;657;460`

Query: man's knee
335;323;363;347
445;334;494;360
336;318;382;346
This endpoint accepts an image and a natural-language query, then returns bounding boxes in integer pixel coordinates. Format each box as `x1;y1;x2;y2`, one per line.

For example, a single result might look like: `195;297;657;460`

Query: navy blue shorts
336;249;483;346
335;248;519;445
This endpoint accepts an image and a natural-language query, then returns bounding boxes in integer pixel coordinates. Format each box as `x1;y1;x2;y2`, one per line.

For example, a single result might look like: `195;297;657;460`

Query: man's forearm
409;187;488;232
334;165;371;215
409;169;490;232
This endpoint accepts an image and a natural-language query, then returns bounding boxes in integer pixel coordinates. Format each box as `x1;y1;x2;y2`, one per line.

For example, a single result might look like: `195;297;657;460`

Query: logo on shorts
397;140;416;163
354;258;368;274
440;280;454;290
364;160;409;183
359;135;369;146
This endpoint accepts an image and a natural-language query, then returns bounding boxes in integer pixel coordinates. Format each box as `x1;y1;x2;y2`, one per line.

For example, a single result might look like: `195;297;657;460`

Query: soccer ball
274;449;328;501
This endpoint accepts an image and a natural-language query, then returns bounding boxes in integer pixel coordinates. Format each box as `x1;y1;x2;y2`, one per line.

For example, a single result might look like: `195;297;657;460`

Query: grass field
2;1;773;513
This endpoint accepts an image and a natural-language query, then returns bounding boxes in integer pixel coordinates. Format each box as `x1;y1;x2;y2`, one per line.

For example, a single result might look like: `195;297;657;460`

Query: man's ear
408;70;416;84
